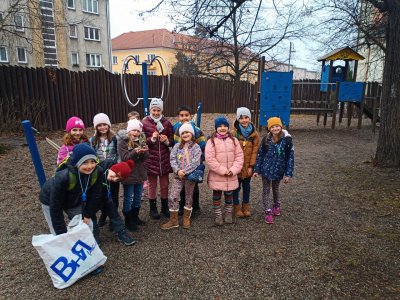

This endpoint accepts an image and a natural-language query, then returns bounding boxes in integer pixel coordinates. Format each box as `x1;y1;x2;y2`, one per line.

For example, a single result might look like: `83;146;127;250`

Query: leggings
262;177;281;211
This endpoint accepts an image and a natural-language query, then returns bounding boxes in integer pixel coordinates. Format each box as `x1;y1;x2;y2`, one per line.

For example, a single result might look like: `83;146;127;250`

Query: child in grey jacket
162;122;202;230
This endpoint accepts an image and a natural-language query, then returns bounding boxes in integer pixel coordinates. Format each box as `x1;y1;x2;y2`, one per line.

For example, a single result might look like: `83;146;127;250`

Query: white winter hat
149;98;164;111
179;122;195;137
236;107;251;120
93;113;111;128
127;119;143;132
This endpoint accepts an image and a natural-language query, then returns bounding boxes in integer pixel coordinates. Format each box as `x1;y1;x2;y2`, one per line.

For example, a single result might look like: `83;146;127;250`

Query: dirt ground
0;114;399;299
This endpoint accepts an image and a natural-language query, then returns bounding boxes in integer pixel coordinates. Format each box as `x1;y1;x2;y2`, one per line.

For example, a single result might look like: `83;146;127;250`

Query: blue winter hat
214;116;230;130
71;143;97;167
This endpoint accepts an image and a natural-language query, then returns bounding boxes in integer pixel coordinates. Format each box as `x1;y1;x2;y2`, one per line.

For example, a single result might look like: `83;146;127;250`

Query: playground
0;114;399;299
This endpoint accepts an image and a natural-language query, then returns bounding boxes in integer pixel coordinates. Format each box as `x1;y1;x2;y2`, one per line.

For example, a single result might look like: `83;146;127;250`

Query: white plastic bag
32;215;107;289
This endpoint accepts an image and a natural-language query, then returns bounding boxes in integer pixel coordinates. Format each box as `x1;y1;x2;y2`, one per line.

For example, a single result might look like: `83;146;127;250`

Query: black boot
149;199;161;220
161;198;170;218
98;212;107;227
123;211;139;232
192;184;201;218
132;207;146;225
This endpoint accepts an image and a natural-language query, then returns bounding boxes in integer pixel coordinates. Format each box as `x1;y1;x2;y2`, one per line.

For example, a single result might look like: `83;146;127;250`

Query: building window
133;54;140;63
69;24;77;38
147;54;155;62
84;26;100;41
17;47;27;63
86;53;101;67
71;52;79;66
14;15;24;32
214;67;219;73
112;56;118;65
82;0;99;14
135;71;141;74
0;46;8;63
147;71;156;76
67;0;75;9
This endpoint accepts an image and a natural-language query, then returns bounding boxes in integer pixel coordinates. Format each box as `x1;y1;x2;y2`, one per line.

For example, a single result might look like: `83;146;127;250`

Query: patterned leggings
212;190;233;217
262;177;281;211
168;177;196;211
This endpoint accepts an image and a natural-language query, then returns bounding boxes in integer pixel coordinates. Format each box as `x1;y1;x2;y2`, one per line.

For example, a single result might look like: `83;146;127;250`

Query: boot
224;204;233;224
132;207;146;225
161;210;179;230
117;230;136;246
234;204;245;218
123;211;139;232
215;215;223;226
192;199;201;218
161;198;170;218
98;212;107;227
242;203;251;217
149;199;161;220
183;207;192;229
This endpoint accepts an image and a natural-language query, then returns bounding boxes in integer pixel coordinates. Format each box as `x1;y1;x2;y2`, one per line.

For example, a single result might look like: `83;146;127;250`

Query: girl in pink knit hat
57;116;88;165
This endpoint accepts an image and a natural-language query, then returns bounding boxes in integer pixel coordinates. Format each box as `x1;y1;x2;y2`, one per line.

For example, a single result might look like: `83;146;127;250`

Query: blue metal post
196;102;203;127
142;63;149;116
21;120;46;187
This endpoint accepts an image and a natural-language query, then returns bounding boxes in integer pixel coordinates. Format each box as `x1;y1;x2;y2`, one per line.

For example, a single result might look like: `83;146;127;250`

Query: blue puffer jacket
254;130;294;180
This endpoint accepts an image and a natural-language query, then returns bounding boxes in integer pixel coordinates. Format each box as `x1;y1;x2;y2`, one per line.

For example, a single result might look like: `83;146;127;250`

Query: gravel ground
0;114;399;299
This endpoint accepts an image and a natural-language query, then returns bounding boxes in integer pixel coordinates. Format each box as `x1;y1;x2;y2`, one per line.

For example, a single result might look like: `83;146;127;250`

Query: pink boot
264;209;273;224
272;206;281;216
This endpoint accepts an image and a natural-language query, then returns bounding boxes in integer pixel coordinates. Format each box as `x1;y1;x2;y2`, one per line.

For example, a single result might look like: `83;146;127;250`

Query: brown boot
234;204;245;218
183;207;192;229
161;210;179;230
242;203;251;217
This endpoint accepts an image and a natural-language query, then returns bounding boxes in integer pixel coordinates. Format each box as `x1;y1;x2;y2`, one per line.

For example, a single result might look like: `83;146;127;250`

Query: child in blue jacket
253;117;294;224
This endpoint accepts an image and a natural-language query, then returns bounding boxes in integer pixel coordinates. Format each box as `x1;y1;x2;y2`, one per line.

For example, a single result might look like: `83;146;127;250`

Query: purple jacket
142;116;173;176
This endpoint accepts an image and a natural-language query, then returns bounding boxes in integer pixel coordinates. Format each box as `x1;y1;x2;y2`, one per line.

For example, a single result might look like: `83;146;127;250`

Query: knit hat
179;122;195;137
149;98;163;111
110;160;134;181
66;116;85;133
126;119;143;132
214;116;230;130
267;117;283;131
70;143;97;168
93;113;111;129
236;107;251;120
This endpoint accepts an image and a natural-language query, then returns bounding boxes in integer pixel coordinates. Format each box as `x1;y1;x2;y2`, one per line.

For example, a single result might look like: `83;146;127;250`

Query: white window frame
147;53;155;62
86;53;102;67
67;0;75;9
69;24;77;38
0;46;9;63
84;26;100;41
147;71;156;76
71;52;79;66
133;54;140;63
112;56;118;65
82;0;99;14
16;47;28;63
14;14;24;32
134;71;141;75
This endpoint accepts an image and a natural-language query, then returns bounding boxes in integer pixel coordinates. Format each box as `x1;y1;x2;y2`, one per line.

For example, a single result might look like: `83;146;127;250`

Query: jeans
233;177;251;205
97;198;124;234
123;183;144;212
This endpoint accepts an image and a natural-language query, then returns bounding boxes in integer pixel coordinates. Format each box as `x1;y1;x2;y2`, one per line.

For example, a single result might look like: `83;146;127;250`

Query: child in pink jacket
205;116;244;226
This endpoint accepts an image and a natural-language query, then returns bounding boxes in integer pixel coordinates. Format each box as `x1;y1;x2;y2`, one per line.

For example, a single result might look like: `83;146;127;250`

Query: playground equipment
121;55;171;116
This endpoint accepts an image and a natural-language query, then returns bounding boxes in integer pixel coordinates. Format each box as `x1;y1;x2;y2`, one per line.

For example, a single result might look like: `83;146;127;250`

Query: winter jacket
118;138;149;184
142;116;173;176
39;165;103;235
89;135;119;170
205;135;244;191
170;142;202;178
56;138;89;165
173;121;206;153
253;130;294;180
232;121;260;179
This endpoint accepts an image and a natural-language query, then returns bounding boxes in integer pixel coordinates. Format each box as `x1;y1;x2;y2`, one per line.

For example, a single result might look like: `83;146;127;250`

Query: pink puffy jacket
205;136;244;191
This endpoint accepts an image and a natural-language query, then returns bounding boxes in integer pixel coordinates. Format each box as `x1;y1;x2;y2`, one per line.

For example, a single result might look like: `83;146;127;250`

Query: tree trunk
375;1;400;167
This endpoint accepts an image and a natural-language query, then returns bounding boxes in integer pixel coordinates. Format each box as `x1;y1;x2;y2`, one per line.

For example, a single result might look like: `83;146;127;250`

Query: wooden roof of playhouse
317;46;365;62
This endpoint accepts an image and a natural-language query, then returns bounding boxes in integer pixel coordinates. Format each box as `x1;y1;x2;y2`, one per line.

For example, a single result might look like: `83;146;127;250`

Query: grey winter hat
149;98;164;111
236;107;251;120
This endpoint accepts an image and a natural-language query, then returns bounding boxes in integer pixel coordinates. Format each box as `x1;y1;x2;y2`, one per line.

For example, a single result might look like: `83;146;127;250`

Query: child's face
150;108;162;119
70;128;84;140
96;123;109;135
181;131;193;142
107;169;122;182
270;125;282;135
78;159;97;175
217;124;229;135
129;130;141;139
178;110;192;123
238;116;250;128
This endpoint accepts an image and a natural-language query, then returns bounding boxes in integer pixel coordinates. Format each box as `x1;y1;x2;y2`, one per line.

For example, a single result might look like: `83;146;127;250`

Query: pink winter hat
127;119;143;132
66;116;85;133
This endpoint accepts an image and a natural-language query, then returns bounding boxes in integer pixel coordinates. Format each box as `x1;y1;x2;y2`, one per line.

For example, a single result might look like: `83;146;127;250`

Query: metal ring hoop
151;55;170;102
121;55;140;107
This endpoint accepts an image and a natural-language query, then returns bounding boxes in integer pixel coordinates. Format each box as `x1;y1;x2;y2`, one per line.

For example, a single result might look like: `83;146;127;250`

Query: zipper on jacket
224;139;229;190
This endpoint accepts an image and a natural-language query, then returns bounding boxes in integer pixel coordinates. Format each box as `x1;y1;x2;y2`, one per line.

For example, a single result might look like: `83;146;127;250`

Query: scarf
239;124;253;139
150;114;164;132
216;133;228;139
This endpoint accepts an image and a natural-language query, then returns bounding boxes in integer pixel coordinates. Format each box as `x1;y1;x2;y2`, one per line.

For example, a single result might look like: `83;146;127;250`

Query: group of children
39;98;295;247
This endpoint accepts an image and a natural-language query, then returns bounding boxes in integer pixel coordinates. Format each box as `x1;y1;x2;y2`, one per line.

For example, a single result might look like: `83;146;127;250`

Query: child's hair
209;131;236;147
91;127;114;148
177;105;193;115
62;133;89;146
128;111;141;120
178;136;196;149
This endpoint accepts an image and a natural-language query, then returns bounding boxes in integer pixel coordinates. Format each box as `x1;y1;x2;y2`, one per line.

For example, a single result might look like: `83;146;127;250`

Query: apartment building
0;0;111;71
